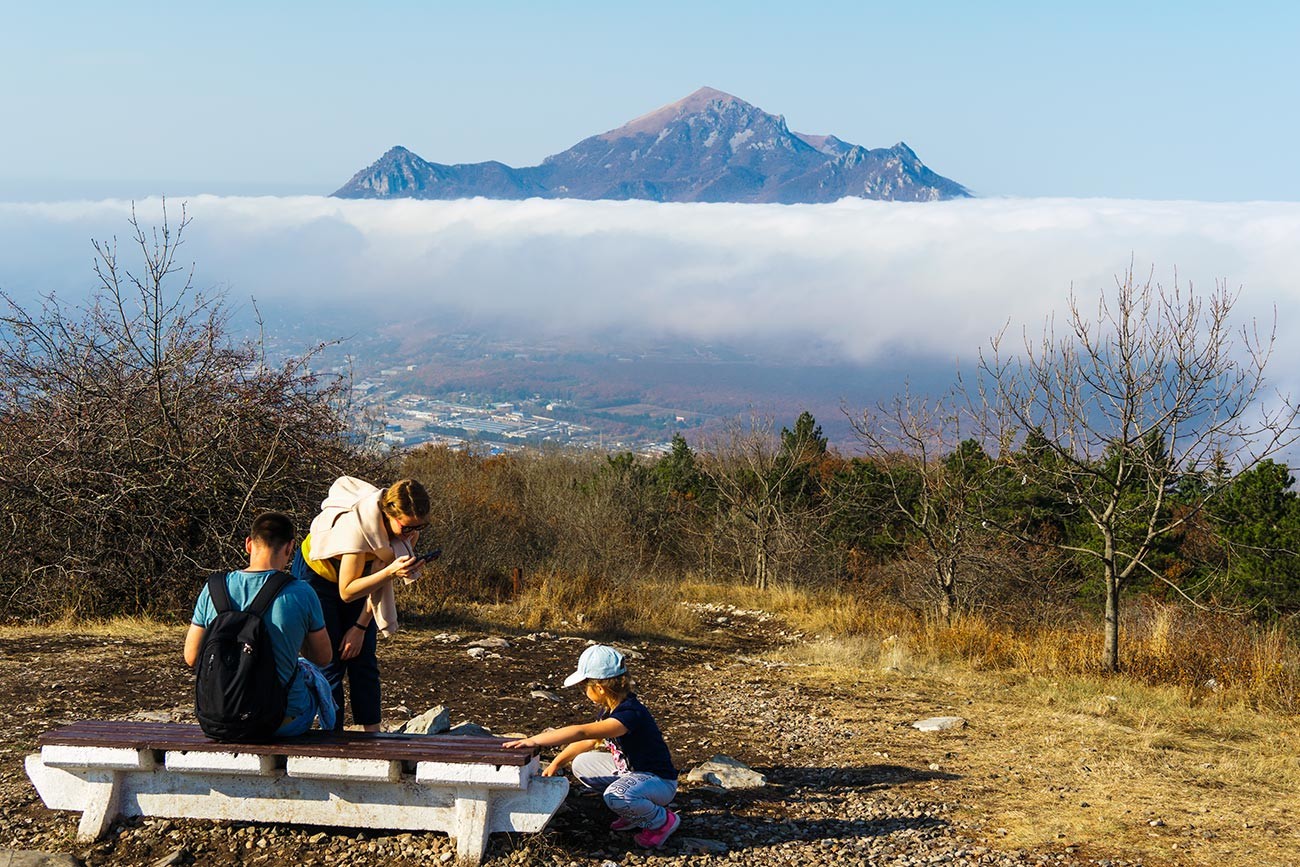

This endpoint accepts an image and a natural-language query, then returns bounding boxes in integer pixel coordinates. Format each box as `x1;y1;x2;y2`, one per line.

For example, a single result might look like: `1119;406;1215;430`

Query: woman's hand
388;554;421;582
339;624;367;660
541;761;563;777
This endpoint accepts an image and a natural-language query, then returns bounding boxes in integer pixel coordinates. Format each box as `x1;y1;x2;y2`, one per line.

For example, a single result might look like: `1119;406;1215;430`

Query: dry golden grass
749;630;1300;865
720;582;1300;867
0;614;187;641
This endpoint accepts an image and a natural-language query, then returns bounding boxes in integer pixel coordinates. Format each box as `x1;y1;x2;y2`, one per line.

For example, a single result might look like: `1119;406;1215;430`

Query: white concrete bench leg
454;787;490;864
37;744;155;843
75;770;123;843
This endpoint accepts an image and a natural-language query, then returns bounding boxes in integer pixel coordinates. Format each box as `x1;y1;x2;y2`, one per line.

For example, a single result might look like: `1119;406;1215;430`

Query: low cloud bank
2;195;1300;368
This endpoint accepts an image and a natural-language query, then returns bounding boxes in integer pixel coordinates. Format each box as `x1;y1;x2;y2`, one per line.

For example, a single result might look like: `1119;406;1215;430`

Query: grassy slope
7;580;1298;866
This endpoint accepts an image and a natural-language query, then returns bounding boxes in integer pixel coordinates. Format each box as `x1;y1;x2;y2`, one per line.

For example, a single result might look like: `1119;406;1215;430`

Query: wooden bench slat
37;722;535;766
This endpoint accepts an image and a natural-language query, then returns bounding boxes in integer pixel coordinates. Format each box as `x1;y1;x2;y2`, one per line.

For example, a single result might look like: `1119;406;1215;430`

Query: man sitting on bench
184;512;335;737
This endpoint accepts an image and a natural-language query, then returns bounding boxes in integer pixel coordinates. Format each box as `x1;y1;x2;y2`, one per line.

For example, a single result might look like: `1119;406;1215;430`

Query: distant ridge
334;87;970;203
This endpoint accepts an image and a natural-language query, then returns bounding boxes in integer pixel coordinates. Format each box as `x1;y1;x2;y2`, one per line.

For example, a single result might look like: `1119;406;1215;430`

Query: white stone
685;755;767;789
911;716;967;732
397;705;450;735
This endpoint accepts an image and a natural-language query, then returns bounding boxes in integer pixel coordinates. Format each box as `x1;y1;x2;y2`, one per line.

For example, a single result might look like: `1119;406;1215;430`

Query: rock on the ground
468;637;511;649
0;852;84;867
677;836;729;854
395;705;450;735
150;847;190;867
446;721;493;737
686;754;768;789
912;716;967;732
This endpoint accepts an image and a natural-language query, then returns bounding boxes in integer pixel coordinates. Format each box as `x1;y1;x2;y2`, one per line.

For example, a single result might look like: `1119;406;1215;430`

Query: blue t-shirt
602;694;677;780
191;570;326;723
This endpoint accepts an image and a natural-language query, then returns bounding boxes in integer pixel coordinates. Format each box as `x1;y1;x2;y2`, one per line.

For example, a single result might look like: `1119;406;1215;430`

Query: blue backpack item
194;570;296;741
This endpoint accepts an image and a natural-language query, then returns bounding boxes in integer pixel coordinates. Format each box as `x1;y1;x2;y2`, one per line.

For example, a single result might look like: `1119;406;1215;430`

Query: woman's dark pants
291;549;381;728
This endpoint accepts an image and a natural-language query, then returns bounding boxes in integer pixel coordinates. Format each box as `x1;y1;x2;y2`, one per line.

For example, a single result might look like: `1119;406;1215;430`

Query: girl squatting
505;645;681;848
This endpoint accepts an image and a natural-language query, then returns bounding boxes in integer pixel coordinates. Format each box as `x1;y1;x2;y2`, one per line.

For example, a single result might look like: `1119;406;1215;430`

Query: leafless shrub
0;203;378;620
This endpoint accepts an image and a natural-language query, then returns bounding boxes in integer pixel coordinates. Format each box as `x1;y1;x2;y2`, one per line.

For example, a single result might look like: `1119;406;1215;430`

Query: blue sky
2;1;1298;202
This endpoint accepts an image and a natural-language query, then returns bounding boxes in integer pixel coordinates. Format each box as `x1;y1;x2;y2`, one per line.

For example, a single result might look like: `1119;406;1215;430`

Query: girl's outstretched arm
542;738;600;776
502;716;628;750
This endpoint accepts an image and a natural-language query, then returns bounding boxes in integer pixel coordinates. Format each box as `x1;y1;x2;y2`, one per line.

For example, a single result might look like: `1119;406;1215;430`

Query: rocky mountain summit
333;87;970;203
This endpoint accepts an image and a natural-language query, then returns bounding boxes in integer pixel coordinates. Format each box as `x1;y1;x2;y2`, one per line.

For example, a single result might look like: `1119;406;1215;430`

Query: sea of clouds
2;195;1299;372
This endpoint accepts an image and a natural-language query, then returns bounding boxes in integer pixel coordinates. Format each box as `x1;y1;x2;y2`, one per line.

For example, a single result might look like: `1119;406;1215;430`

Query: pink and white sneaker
609;816;637;831
633;809;680;849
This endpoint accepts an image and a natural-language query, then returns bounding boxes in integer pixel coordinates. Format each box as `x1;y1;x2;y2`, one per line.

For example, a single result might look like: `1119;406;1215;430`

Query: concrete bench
25;721;568;864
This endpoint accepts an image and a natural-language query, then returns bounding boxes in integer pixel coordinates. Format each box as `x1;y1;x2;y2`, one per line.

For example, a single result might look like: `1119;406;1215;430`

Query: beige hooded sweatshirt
308;476;410;636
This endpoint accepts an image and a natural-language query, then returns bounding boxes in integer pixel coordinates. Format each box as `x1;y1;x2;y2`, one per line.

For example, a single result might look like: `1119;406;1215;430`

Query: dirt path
1;607;1153;867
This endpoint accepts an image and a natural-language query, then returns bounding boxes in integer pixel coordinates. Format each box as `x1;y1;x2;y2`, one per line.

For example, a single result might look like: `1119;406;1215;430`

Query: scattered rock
0;852;84;867
467;647;488;659
912;716;967;732
446;721;493;737
395;705;450;735
686;755;768;789
530;689;563;702
677;836;729;855
468;637;511;649
150;847;190;867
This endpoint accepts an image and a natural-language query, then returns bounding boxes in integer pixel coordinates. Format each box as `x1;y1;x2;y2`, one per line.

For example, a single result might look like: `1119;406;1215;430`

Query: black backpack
195;570;298;741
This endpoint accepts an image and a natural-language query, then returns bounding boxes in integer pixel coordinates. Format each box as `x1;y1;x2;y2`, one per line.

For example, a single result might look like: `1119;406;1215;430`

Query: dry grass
950;669;1300;865
735;582;1300;712
720;582;1300;867
0;614;187;641
746;629;1300;865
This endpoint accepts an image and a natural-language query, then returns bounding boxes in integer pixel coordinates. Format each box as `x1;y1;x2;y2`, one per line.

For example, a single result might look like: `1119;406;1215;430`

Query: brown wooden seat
37;720;534;765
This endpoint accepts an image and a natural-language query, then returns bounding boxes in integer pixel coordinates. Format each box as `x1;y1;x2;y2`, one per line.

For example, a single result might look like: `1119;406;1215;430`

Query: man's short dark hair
249;512;295;549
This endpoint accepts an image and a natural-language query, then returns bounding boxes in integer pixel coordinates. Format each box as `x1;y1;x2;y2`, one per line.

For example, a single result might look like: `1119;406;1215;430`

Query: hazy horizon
4;194;1299;373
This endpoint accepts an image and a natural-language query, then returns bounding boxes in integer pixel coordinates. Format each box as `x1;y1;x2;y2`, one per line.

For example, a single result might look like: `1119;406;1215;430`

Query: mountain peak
379;145;419;162
600;86;752;140
334;89;971;203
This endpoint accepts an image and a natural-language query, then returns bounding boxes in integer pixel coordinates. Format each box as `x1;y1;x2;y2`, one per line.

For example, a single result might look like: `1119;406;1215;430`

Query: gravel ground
0;606;1147;867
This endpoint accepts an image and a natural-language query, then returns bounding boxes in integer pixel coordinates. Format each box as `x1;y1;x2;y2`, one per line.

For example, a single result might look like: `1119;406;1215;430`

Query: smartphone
413;548;442;565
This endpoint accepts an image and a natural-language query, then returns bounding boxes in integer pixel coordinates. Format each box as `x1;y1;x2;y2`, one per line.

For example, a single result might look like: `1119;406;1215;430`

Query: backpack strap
245;570;295;618
206;571;233;615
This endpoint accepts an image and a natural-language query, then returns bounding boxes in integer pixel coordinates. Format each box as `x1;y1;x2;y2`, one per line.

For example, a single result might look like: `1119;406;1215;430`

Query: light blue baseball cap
563;644;627;687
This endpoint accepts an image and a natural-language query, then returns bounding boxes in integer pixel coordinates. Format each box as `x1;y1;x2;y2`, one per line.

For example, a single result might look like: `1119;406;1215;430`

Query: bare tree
851;392;999;622
695;414;839;590
976;266;1299;671
0;203;379;618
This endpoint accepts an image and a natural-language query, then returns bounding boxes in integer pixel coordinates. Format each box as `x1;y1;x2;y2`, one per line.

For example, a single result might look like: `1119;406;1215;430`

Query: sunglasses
396;521;427;536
